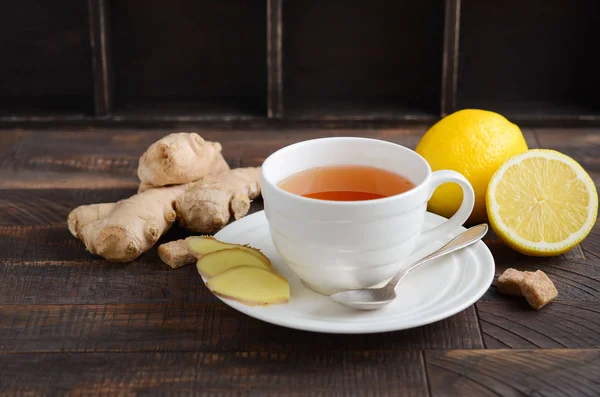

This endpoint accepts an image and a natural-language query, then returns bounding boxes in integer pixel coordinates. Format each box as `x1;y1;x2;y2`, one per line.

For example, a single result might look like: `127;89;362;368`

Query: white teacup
261;137;475;295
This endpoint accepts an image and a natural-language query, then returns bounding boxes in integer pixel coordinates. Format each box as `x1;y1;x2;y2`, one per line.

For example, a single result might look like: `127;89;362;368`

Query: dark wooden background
1;126;600;395
2;0;600;394
1;0;600;126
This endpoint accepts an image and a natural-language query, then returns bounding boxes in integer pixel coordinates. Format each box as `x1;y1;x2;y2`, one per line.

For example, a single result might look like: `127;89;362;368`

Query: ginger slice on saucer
206;265;290;306
197;248;274;279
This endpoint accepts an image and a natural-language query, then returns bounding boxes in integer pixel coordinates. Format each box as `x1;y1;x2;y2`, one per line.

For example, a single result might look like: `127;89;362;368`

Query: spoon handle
386;223;489;289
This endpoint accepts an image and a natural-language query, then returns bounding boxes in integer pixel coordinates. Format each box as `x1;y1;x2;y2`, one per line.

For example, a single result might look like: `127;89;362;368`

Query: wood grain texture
440;0;460;116
0;225;98;262
478;301;600;349
581;218;600;264
88;0;113;116
1;126;600;394
0;304;481;353
480;231;600;302
0;189;134;226
0;127;431;188
282;99;439;121
534;127;600;177
0;350;427;397
427;349;600;397
0;130;23;156
478;228;600;348
267;0;283;118
0;193;262;262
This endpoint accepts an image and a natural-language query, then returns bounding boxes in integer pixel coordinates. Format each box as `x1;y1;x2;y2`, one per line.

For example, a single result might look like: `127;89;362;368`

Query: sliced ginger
197;248;274;278
186;236;269;262
192;236;288;306
206;265;290;306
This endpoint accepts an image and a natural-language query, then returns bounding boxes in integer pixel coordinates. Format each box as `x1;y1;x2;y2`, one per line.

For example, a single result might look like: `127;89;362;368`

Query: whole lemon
415;109;528;223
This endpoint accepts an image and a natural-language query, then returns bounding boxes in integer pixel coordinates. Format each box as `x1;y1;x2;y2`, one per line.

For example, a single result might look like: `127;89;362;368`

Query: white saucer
209;210;494;334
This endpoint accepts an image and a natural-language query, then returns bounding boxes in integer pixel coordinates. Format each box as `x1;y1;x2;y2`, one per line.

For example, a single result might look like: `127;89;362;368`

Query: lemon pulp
486;149;598;256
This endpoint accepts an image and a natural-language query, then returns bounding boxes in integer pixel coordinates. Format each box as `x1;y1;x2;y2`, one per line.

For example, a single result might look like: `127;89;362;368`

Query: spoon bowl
330;224;488;310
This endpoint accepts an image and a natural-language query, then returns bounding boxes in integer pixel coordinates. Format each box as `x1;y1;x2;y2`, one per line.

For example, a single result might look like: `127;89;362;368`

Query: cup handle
419;170;475;243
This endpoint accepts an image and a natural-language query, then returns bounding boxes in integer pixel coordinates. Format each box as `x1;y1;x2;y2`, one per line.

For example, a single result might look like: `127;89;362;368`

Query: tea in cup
261;137;475;295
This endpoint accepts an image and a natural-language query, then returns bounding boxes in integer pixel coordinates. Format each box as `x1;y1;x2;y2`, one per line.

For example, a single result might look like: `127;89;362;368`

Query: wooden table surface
1;126;599;396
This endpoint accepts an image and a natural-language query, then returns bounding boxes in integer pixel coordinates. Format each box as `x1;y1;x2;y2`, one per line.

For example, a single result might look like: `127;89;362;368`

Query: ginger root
137;132;230;191
197;248;274;279
67;132;263;263
158;239;197;269
193;237;286;306
67;203;116;238
68;167;262;262
176;167;261;234
185;236;270;263
68;185;187;262
206;265;290;306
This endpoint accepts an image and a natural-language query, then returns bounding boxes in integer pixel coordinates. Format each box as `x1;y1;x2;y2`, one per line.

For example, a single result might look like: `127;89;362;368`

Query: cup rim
261;136;432;206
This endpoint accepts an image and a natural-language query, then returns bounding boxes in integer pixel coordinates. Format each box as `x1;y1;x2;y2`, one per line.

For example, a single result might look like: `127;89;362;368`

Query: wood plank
0;224;101;262
0;192;266;303
267;0;283;118
523;128;540;148
6;127;431;158
282;98;438;121
1;126;536;170
480;231;600;302
0;304;482;353
0;350;427;397
0;127;430;188
457;99;600;124
440;0;461;116
468;127;600;348
88;0;113;116
0;189;135;226
0;252;203;305
534;127;600;182
478;227;600;348
477;301;600;349
426;349;600;397
0;196;263;262
111;100;263;121
581;218;600;262
0;130;22;156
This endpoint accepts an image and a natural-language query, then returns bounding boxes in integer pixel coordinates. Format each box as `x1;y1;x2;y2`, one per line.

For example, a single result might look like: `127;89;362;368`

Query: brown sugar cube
497;268;525;296
158;239;197;269
519;270;558;310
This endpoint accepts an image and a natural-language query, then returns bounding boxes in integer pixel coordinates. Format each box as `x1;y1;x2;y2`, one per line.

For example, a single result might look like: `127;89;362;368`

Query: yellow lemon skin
486;149;598;257
415;109;528;223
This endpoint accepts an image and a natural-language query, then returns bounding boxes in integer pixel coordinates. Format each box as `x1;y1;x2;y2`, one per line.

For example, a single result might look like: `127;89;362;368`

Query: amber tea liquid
277;165;415;201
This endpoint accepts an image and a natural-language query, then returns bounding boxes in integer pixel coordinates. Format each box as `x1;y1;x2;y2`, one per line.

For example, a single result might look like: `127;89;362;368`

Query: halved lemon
486;149;598;256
